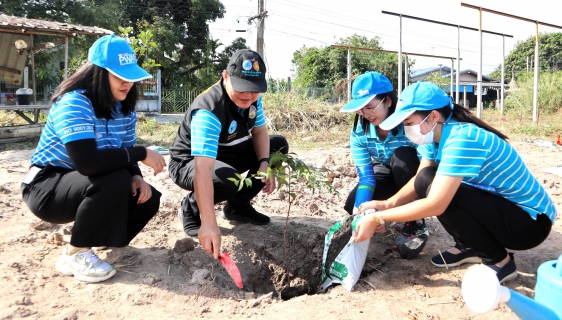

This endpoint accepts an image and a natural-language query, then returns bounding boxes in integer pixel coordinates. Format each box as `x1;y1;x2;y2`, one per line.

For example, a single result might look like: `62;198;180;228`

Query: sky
209;0;561;81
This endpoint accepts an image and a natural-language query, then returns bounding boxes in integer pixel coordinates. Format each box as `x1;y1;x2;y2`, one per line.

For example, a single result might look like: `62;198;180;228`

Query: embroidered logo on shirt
228;120;237;134
249;106;257;119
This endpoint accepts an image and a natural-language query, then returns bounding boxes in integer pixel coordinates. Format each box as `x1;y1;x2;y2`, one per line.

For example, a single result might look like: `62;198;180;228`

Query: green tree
121;0;226;88
291;34;414;90
489;32;562;79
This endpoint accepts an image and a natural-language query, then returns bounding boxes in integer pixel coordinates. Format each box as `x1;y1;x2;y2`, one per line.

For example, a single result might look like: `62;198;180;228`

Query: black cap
226;49;267;93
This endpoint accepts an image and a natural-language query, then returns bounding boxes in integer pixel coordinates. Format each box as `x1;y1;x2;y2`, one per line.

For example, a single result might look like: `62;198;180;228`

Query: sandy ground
0;139;561;320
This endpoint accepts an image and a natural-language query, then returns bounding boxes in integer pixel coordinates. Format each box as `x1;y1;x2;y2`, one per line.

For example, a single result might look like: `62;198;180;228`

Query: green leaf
244;178;253;188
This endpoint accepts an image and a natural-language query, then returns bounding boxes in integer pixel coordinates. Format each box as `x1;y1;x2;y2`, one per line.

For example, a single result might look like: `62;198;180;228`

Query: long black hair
415;103;508;140
352;91;399;136
51;62;139;119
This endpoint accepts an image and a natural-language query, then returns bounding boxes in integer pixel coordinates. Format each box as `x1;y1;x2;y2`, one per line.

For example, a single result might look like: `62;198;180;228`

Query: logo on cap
253;61;260;71
119;53;136;66
242;60;253;71
357;89;370;97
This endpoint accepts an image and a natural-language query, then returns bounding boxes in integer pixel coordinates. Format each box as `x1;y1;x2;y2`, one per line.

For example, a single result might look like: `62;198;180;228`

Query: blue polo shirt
350;121;417;209
418;119;557;223
190;96;266;159
31;90;137;169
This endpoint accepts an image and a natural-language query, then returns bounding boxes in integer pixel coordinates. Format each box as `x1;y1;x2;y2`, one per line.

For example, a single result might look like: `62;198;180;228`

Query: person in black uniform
169;49;288;258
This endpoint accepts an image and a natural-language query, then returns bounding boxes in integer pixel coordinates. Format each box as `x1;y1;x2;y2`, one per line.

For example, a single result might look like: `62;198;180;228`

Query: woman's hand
141;148;166;175
353;212;383;242
358;200;391;213
259;163;275;194
131;175;152;204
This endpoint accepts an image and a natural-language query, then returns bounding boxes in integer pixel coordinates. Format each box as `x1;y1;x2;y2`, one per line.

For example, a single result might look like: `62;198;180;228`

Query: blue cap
339;72;393;112
88;34;152;82
379;82;452;130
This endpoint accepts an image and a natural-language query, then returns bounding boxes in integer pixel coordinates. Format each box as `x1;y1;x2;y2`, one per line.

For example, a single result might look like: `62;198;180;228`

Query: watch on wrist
258;157;270;165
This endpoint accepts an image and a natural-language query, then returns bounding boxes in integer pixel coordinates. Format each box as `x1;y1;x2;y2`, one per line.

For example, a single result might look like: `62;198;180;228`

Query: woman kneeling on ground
340;72;427;257
355;81;556;283
21;35;166;283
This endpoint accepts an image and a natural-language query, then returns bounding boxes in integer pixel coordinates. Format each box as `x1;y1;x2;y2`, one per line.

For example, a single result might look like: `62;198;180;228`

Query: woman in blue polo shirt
355;81;556;283
21;35;167;283
340;72;427;257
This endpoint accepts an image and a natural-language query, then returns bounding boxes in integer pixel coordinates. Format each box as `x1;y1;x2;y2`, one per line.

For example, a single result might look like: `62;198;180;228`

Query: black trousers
21;166;161;247
414;166;552;264
168;135;289;217
344;147;419;214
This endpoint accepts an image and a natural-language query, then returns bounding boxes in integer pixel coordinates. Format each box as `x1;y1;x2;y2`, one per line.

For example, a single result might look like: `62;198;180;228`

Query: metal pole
476;7;483;119
347;49;351;102
157;69;162;114
398;14;403;96
500;35;505;115
450;59;454;98
533;21;539;123
256;0;265;59
405;54;409;88
456;25;461;104
464;86;467;107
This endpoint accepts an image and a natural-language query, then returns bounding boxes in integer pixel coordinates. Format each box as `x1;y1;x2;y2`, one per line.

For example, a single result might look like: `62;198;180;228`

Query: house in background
409;66;507;108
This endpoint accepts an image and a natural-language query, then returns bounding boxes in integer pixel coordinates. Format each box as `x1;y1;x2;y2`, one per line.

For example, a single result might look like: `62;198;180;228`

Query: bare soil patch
1;140;561;319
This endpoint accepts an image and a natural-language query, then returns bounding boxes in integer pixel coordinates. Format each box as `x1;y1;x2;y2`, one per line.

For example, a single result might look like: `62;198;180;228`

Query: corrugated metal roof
442;69;492;81
410;66;451;78
0;14;112;36
410;67;492;81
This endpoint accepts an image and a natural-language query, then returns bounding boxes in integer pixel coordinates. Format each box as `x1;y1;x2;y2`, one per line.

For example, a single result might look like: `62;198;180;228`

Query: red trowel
218;251;243;288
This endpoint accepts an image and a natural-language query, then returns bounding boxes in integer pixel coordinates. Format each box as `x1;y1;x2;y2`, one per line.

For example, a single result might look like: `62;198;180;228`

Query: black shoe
222;202;270;225
177;207;200;237
431;243;482;268
393;220;430;259
401;219;429;238
485;252;518;283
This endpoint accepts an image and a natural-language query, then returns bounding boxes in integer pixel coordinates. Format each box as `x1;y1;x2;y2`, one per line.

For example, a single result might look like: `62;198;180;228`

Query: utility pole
248;0;267;59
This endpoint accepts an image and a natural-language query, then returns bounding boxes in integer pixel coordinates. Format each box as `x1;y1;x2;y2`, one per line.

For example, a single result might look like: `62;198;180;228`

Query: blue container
535;254;562;319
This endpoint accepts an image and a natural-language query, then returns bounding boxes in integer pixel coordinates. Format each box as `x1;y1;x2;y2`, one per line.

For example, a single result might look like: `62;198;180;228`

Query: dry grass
3;97;562;153
481;107;562;141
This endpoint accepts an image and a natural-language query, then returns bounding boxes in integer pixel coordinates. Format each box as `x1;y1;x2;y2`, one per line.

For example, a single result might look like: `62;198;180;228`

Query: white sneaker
55;248;116;282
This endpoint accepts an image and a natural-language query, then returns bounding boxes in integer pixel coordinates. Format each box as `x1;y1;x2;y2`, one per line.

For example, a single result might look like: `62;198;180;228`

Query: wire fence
161;89;203;114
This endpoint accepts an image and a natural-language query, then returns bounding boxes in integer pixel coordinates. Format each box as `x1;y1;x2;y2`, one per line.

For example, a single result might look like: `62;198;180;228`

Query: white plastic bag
321;210;371;291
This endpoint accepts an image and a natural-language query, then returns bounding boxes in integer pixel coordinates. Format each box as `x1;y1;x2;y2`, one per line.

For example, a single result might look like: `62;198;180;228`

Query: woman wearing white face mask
340;72;428;257
355;81;556;283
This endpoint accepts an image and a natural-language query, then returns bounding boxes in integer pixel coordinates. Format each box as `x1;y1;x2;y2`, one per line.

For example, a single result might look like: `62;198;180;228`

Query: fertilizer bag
321;210;371;291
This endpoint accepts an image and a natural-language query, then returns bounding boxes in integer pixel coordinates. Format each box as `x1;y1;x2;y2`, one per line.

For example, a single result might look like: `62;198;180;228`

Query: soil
324;215;353;277
1;139;561;320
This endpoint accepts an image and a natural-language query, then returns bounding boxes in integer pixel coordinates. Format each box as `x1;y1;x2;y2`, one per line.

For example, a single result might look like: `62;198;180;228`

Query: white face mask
404;114;437;145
